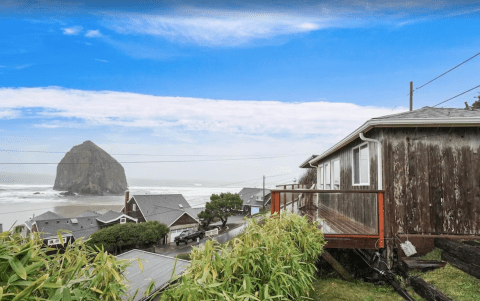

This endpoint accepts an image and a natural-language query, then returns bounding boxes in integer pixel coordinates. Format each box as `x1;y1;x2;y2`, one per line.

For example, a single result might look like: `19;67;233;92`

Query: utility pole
410;81;413;111
262;175;266;211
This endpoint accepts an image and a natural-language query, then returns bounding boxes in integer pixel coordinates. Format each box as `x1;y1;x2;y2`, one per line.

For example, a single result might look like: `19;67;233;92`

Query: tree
472;93;480;109
88;221;169;254
299;167;316;186
198;208;215;228
200;193;243;228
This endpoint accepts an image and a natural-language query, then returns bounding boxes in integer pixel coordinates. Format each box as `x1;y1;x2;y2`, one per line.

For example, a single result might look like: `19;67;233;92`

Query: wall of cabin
383;127;480;238
314;129;382;232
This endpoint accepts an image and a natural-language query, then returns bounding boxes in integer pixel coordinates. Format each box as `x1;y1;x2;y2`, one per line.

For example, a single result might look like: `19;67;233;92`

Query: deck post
321;251;355;282
378;192;385;248
271;192;280;214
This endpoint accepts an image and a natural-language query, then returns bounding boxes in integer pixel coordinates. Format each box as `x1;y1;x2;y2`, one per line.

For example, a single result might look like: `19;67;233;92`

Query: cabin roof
34;216;101;240
116;249;190;301
304;106;480;167
131;194;197;226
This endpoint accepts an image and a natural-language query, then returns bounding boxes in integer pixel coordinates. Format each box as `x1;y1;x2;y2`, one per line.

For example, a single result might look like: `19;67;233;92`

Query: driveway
157;215;251;258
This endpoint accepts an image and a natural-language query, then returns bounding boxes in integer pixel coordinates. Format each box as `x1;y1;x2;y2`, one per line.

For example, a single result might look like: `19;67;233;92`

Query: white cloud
61;26;83;35
94;59;108;63
85;29;102;38
107;12;334;46
0;109;19;119
0;87;405;136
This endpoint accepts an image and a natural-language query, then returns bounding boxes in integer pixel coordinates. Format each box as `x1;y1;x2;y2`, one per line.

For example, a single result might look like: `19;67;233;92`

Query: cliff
53;141;128;195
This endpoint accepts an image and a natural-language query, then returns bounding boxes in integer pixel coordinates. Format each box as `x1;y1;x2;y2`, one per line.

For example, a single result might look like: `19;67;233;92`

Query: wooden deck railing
270;189;385;248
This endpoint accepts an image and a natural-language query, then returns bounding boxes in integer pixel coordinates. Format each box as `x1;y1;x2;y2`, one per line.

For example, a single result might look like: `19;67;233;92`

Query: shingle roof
306;106;480;166
34;216;101;240
372;106;480;120
117;249;190;301
24;211;66;230
76;210;100;217
96;210;123;223
238;188;271;207
132;194;196;226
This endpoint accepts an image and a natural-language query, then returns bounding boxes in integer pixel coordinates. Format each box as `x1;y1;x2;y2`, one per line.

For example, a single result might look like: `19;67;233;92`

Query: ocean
0;174;244;231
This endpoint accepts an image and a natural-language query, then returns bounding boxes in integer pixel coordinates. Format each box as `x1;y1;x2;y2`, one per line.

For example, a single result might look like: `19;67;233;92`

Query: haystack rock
53;141;128;195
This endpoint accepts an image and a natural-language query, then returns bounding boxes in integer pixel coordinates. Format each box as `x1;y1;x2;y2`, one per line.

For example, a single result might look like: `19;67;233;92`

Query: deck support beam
321;251;355;282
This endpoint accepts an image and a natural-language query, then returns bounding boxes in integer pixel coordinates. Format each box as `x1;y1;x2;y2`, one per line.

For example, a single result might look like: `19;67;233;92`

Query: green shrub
88;221;169;254
0;230;132;300
175;253;191;261
161;211;326;300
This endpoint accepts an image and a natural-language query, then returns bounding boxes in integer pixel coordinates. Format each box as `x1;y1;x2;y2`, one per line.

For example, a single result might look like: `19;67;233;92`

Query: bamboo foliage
161;212;326;300
0;230;133;300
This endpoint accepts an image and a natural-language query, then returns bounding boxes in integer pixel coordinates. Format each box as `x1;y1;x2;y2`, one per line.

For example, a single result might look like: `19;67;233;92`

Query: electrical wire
432;83;480;107
0;172;297;216
0;149;310;157
415;51;480;91
0;154;305;165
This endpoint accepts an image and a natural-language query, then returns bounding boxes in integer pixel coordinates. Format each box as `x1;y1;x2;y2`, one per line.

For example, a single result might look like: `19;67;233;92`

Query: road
158;220;248;258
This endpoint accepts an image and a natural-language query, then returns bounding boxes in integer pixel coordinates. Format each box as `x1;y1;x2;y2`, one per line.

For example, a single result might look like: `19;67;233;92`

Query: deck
271;188;384;249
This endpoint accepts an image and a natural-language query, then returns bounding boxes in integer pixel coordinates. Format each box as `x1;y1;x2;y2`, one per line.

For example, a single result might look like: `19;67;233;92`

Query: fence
205;228;219;237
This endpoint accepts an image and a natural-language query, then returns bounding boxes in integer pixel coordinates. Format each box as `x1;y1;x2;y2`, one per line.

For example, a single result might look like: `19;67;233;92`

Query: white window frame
317;164;324;190
120;217;127;224
132;204;136;211
324;161;331;190
352;142;370;186
332;157;340;190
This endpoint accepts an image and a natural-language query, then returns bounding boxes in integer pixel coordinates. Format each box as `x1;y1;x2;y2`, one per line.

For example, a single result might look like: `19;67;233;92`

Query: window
332;158;340;190
324;162;331;190
120;218;127;224
353;143;369;185
317;165;324;189
132;204;136;211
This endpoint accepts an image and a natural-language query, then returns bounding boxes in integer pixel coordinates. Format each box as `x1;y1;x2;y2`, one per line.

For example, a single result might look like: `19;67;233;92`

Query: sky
0;0;480;186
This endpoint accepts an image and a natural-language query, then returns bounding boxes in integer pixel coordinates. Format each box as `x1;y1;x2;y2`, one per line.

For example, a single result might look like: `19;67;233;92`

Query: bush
161;211;326;300
88;221;169;254
0;230;131;300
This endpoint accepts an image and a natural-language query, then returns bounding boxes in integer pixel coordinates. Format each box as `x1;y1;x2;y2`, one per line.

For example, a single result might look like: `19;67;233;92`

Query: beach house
122;193;201;244
273;106;480;257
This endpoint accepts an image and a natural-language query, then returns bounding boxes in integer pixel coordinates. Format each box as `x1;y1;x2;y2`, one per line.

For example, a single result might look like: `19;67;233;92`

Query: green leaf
9;257;26;280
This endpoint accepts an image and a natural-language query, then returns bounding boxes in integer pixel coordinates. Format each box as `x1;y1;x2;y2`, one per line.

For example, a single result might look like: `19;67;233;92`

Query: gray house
238;188;271;215
123;194;201;243
21;210;137;247
300;106;480;255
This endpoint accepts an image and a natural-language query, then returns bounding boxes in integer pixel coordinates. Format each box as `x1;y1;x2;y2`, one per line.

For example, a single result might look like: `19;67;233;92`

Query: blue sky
1;1;480;184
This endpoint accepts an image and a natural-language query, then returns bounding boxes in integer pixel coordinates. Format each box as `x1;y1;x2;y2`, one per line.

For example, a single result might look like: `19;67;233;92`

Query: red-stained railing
270;189;385;248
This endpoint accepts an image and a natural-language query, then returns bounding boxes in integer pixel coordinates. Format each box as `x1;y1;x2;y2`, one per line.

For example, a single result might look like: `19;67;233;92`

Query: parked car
174;229;205;245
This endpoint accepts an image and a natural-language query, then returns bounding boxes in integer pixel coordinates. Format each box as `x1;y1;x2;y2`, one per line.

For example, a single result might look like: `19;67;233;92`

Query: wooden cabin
293;107;480;258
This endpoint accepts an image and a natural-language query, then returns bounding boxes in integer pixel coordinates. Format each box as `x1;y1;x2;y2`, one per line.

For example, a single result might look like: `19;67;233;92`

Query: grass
420;248;442;261
174;253;191;261
310;278;424;301
420;264;480;301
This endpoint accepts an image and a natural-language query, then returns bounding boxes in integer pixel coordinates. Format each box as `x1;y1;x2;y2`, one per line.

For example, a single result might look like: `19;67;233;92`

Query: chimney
124;190;130;215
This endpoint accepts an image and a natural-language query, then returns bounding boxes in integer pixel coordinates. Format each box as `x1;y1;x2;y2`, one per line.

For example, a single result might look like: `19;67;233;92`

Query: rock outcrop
53;141;128;195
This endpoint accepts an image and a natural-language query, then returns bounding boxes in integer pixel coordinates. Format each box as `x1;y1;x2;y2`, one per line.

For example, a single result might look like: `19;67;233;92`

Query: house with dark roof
123;194;200;244
20;210;137;247
300;106;480;255
238;188;271;215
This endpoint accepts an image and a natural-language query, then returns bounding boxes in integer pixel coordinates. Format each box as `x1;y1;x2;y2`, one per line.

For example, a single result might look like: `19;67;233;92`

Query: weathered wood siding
124;197;147;223
383;127;480;237
315;129;381;232
171;213;198;227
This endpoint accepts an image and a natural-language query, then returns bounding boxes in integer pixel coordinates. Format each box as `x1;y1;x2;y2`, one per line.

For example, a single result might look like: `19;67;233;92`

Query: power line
416;51;480;91
0;173;297;216
432;84;480;107
0;155;305;165
0;149;310;157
